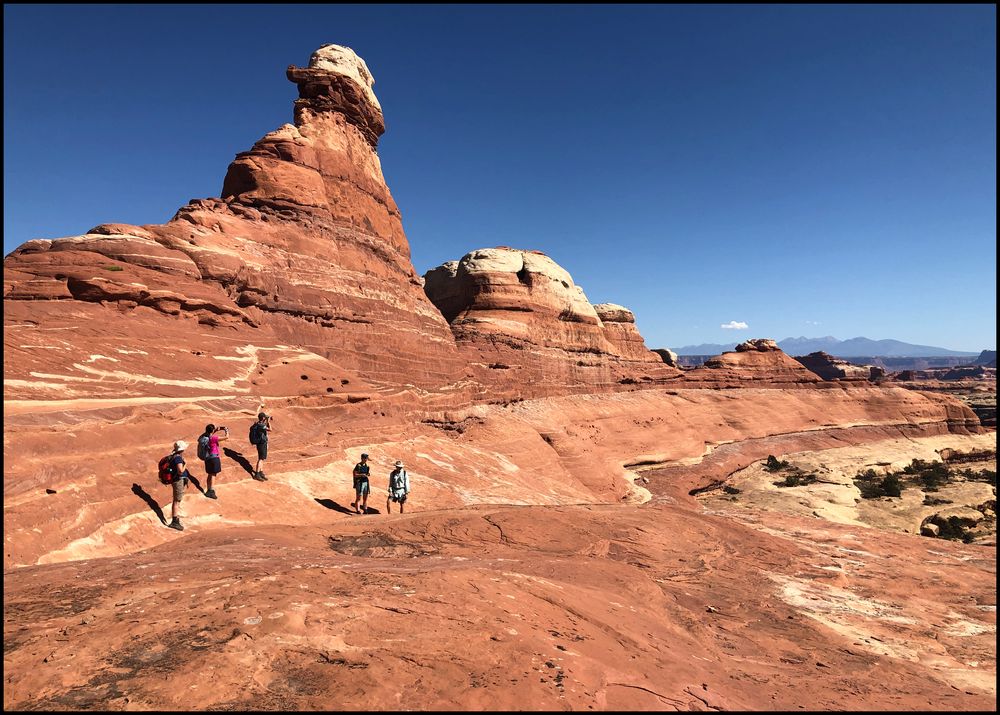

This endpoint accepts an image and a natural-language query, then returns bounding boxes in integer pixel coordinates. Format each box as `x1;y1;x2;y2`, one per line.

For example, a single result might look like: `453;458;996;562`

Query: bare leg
386;497;392;514
206;474;215;492
400;501;405;514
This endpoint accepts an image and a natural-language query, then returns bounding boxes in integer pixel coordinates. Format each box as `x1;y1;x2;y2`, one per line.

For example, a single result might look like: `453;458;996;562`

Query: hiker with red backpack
198;424;229;499
157;440;191;531
248;412;272;481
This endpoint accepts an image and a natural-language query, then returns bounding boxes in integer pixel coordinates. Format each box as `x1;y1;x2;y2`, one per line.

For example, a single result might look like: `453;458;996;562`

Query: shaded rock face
653;348;680;368
975;350;997;367
5;44;469;395
423;248;680;397
794;351;884;382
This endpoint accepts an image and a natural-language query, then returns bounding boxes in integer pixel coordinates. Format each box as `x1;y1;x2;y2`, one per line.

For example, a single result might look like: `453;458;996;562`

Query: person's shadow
131;484;166;524
314;498;358;515
224;447;255;476
187;473;205;495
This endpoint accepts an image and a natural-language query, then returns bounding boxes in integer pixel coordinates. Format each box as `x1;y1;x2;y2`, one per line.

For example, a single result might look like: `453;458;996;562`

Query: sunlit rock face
423;248;680;398
682;339;841;387
5;44;468;397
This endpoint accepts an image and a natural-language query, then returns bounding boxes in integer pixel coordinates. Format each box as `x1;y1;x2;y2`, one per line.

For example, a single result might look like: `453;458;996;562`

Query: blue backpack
197;434;211;460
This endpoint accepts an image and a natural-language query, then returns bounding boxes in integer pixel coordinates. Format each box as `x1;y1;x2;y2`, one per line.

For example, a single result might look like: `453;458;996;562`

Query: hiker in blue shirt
351;453;371;514
167;440;191;531
249;412;273;481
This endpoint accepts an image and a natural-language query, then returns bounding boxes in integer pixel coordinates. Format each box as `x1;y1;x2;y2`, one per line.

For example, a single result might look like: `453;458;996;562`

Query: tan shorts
172;477;188;502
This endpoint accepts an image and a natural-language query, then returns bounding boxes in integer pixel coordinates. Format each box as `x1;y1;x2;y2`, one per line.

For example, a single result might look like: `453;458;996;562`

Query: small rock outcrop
975;350;997;367
735;338;781;352
684;339;825;387
653;348;680;368
794;351;884;382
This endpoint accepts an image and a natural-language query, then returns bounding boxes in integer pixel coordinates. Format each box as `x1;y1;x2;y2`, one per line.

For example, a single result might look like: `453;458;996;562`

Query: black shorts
256;442;268;460
205;456;222;475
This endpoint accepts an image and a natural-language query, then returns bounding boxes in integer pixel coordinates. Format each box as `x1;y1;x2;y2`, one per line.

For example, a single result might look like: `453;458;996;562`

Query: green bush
101;265;124;272
934;516;975;542
854;469;905;499
776;472;818;488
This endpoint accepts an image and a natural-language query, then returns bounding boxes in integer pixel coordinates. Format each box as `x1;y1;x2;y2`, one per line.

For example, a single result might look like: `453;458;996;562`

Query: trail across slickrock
4;505;994;711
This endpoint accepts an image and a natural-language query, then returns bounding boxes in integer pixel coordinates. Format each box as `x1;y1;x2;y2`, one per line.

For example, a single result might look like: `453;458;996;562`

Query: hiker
351;453;371;514
167;440;191;531
386;460;410;514
198;424;229;499
249;412;273;481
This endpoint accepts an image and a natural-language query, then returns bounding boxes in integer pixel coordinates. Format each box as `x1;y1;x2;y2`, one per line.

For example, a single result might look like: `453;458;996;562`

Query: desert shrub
934;516;975;543
923;495;953;506
854;469;904;499
881;473;903;498
101;265;124;271
776;472;818;488
764;455;789;472
966;469;997;486
722;485;741;495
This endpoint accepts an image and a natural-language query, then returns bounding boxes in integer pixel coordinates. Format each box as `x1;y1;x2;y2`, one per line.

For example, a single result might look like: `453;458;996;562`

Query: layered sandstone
423;248;679;398
4;44;468;398
794;351;885;382
683;338;827;387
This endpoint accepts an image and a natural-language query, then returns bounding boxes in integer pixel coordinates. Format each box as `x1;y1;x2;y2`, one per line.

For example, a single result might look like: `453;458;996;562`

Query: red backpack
158;454;175;484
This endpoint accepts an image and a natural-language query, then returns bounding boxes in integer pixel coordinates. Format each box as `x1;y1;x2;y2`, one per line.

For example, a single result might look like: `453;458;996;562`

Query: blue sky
4;4;996;351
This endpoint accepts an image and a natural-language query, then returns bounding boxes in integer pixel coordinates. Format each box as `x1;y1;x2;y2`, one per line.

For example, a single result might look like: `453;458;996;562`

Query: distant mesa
676;336;980;359
975;350;997;368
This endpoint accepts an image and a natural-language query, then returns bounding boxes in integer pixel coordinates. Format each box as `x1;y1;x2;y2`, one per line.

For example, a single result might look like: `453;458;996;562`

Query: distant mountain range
674;336;982;358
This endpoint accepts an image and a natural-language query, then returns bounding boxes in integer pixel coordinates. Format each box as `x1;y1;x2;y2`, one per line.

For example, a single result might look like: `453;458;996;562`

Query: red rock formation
4;44;468;397
652;348;680;368
423;248;680;398
794;351;884;382
683;338;826;387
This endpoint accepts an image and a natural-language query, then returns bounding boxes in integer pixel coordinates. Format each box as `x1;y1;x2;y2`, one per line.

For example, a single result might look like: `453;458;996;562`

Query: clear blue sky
4;4;996;351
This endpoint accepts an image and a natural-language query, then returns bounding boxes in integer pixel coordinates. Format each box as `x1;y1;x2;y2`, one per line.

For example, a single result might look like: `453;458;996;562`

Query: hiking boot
168;518;184;531
205;489;218;500
255;471;268;481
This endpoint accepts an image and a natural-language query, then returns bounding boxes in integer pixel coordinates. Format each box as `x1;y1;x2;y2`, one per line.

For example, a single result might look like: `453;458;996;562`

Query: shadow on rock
131;483;166;524
224;447;256;475
314;498;359;515
186;473;205;495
